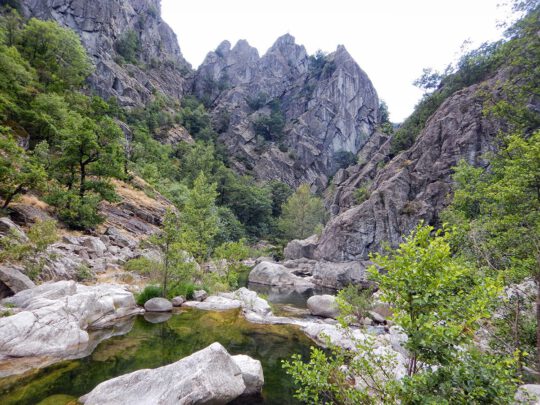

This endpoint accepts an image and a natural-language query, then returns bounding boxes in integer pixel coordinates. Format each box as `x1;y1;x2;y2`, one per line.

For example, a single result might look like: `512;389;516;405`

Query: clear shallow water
248;282;337;308
0;308;313;405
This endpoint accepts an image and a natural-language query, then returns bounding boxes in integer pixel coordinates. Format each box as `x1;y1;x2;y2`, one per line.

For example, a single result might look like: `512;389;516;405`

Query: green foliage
246;92;268;111
369;225;500;374
337;284;373;324
166;282;195;300
124;256;157;275
308;50;336;80
214;239;249;289
398;349;518;404
18;18;92;90
283;335;400;404
279;184;325;240
0;131;47;208
252;100;285;142
179;96;217;142
115;30;140;65
0;219;58;280
354;183;371;205
136;285;162;306
75;264;93;282
179;172;219;260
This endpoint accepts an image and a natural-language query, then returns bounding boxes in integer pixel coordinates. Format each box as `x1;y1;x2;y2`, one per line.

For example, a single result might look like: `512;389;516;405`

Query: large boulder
144;297;172;312
0;264;35;298
80;343;253;405
284;234;319;260
249;261;314;288
0;281;142;360
0;217;28;242
232;354;264;396
312;260;369;289
307;294;339;319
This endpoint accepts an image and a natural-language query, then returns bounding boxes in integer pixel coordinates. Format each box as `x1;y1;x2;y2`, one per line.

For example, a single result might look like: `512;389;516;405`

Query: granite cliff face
193;35;380;188
20;0;192;106
312;73;509;261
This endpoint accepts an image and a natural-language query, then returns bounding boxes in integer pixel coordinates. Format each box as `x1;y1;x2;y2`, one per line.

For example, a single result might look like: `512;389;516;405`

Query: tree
369;225;500;376
0;130;47;208
443;131;540;367
214;239;249;288
279;184;325;240
18;18;91;90
178;171;219;261
283;225;516;404
150;208;195;297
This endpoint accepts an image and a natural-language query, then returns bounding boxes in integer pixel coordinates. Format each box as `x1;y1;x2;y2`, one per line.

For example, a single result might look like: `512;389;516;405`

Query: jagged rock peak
20;0;192;106
215;40;232;56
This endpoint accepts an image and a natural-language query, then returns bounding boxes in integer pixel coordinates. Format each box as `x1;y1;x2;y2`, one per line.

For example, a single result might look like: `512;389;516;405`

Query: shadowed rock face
314;74;508;261
20;0;192;106
193;34;380;188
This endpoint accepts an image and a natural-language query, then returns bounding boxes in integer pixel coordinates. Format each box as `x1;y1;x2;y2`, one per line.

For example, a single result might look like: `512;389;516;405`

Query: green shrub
167;282;195;300
125;257;159;275
136;285;162;306
75;264;93;282
354;184;370;204
115;30;140;64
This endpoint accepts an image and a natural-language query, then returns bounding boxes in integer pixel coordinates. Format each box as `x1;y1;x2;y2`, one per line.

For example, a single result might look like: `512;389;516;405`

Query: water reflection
0;308;313;405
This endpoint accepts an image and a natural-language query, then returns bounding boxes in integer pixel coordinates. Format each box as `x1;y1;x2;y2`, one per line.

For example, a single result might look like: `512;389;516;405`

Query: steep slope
20;0;192;106
313;71;509;261
193;35;380;189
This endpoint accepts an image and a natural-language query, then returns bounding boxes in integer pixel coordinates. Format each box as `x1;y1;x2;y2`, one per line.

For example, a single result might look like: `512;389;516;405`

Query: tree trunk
2;184;24;209
79;161;86;198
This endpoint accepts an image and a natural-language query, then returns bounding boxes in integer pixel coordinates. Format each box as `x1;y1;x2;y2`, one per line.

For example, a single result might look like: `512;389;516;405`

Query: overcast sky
161;0;511;122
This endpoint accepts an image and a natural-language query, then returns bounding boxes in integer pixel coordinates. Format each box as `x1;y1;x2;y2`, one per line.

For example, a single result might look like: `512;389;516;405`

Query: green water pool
0;308;313;404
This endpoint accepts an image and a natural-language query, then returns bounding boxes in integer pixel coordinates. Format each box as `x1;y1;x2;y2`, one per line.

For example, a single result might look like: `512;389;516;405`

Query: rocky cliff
20;0;192;106
193;35;380;189
312;72;508;261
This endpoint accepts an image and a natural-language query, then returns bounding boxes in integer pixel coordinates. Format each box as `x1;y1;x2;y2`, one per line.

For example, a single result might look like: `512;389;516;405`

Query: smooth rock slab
307;294;339;319
0;281;141;359
144;297;172;312
182;296;242;311
80;342;248;405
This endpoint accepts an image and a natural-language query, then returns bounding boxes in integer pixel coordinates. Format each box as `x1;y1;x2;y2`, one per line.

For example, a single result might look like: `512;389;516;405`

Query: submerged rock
144;297;172;312
80;342;256;405
307;294;339;319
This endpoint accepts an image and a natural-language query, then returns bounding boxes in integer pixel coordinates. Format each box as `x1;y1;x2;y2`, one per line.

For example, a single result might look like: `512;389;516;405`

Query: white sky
161;0;511;122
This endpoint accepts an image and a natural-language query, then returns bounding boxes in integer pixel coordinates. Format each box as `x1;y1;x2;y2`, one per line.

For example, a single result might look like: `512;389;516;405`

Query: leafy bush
337;284;373;324
75;264;94;282
136;285;162;306
167;282;195;300
124;257;160;275
115;30;140;64
354;184;370;204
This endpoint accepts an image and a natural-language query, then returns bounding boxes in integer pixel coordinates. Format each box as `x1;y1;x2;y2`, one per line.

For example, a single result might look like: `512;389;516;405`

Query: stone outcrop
249;259;368;290
248;261;315;288
80;342;260;405
193;35;379;188
20;0;192;106
313;72;509;261
0;281;142;373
